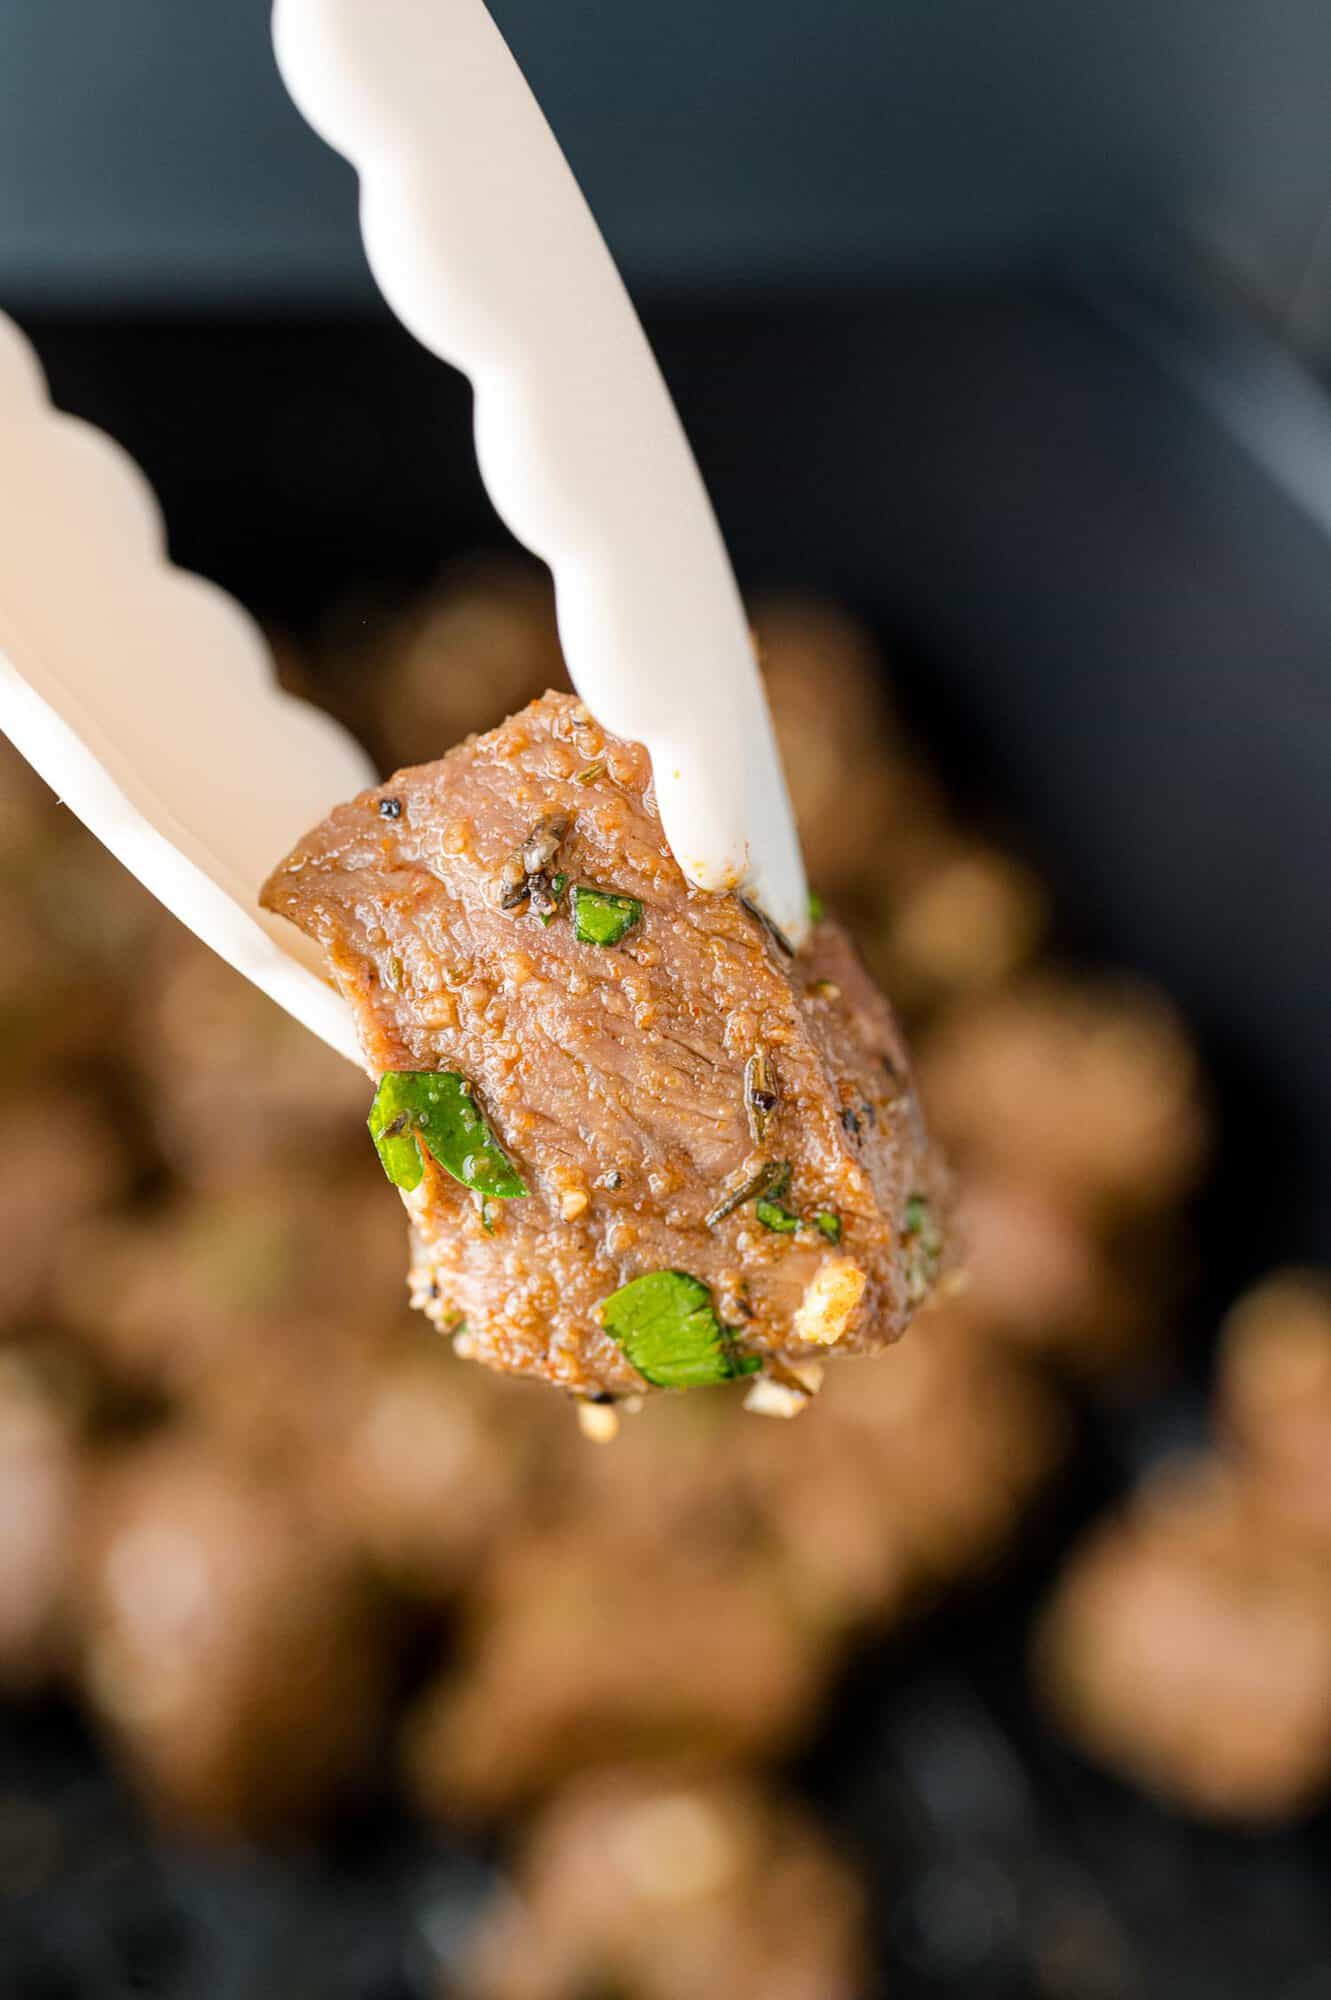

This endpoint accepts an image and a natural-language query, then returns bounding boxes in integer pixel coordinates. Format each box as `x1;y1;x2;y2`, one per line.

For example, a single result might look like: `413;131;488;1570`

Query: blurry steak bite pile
921;976;1207;1376
1036;1271;1331;1821
0;562;1265;1982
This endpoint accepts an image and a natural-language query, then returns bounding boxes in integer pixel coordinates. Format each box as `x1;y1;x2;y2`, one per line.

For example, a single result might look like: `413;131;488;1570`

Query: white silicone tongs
272;0;807;942
0;0;807;1076
0;313;372;1063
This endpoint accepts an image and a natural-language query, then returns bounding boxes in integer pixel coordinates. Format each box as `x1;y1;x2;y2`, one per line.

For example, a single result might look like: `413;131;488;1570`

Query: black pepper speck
378;797;403;819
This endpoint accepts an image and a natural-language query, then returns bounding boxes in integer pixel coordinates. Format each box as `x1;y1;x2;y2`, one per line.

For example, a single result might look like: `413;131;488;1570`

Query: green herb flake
600;1270;760;1389
368;1072;528;1200
814;1209;842;1243
808;889;826;922
705;1159;791;1229
572;884;643;947
574;761;606;786
755;1196;801;1234
367;1078;426;1191
904;1193;941;1246
902;1191;944;1301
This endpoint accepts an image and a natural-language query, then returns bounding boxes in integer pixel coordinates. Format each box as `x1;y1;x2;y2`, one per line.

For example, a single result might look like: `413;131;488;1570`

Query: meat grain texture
263;693;945;1398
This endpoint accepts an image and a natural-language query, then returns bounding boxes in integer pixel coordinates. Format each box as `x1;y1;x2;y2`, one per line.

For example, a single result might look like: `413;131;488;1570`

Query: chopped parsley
572;884;642;947
600;1270;760;1389
902;1191;944;1300
904;1192;939;1242
706;1161;841;1246
368;1072;528;1200
807;888;826;922
705;1159;790;1228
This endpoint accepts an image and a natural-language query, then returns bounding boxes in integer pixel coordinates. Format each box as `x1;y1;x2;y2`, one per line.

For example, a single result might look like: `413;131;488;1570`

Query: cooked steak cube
262;693;945;1397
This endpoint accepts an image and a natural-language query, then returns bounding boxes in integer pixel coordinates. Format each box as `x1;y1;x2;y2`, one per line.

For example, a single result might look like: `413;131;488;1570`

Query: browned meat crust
262;692;945;1396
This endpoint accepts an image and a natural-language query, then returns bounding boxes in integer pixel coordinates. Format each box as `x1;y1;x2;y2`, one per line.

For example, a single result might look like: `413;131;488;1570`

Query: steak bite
1034;1459;1331;1822
262;692;945;1399
463;1766;871;2000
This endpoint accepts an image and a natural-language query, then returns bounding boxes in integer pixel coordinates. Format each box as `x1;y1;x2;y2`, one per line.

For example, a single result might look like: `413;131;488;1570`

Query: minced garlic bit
576;1398;620;1443
743;1376;812;1419
559;1186;590;1220
746;1353;825;1415
793;1255;867;1347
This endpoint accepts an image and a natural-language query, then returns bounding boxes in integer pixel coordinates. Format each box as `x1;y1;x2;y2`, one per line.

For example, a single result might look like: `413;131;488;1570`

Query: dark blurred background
3;4;1331;1997
7;0;1331;311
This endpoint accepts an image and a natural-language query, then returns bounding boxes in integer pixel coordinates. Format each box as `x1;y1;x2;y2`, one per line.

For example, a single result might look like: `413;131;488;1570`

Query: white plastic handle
273;0;808;944
0;313;373;1064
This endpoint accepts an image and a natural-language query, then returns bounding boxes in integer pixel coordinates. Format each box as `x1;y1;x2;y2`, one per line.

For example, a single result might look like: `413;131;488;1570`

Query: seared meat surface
262;692;944;1397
